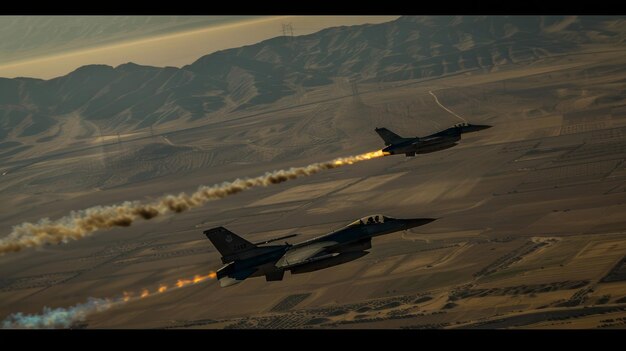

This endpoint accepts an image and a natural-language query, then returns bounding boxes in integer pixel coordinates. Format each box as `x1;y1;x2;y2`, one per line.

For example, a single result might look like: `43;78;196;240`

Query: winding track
429;90;468;123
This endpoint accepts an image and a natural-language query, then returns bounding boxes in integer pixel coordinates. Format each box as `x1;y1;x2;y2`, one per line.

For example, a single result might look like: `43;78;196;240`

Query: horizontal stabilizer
265;270;285;281
218;267;256;287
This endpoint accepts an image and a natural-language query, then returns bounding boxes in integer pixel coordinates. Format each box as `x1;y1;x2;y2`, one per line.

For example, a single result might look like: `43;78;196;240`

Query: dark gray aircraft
204;215;437;287
375;122;492;157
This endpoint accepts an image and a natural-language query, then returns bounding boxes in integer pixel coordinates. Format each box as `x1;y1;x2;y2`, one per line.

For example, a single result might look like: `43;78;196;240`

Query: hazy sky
0;16;399;80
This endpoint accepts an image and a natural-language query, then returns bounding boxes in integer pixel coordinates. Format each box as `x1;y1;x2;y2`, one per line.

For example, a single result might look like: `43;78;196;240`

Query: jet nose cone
474;124;492;131
401;218;438;228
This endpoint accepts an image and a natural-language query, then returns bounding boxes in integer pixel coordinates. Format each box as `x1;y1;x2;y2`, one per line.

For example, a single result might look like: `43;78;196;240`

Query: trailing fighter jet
375;122;492;157
204;215;437;287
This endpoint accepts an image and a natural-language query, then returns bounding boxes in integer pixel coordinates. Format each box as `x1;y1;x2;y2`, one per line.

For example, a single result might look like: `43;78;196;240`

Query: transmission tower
281;23;294;49
97;125;107;168
281;23;294;37
351;81;359;97
350;80;363;105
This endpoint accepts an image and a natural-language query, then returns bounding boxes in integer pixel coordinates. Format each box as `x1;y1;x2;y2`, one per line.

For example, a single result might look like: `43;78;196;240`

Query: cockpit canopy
346;214;393;228
452;122;469;128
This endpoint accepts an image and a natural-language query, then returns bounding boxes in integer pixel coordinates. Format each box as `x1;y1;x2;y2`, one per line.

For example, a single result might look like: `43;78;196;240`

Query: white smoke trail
2;297;117;329
2;272;217;329
0;150;387;255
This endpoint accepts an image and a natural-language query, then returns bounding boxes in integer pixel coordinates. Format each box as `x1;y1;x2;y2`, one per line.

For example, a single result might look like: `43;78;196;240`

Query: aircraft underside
400;141;458;156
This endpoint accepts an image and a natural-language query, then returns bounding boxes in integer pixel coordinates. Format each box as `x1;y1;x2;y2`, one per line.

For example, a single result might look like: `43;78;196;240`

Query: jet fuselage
376;123;491;157
205;215;437;287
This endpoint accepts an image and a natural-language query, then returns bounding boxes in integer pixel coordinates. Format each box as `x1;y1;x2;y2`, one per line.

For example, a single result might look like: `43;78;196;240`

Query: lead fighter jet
375;122;492;157
204;215;437;287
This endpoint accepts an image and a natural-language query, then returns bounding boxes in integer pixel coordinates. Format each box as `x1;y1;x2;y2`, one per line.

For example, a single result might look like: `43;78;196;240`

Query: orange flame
193;273;215;284
332;149;388;166
176;279;192;288
117;272;216;304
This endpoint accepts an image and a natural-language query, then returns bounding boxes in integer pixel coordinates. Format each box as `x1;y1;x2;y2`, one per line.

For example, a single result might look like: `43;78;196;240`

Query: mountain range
1;15;624;142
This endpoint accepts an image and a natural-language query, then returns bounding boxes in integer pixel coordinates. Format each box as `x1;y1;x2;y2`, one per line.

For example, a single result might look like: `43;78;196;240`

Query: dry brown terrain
1;42;626;329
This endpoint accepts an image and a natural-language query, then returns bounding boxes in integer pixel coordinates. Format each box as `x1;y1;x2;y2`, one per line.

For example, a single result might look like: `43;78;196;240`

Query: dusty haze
0;16;399;79
1;16;626;329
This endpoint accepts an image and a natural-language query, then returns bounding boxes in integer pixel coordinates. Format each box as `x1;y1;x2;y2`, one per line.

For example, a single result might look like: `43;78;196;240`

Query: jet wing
275;241;338;269
419;135;444;142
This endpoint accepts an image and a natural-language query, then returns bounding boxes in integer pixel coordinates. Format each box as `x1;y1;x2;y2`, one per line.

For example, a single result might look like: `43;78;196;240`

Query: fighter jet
375;122;492;157
204;215;437;287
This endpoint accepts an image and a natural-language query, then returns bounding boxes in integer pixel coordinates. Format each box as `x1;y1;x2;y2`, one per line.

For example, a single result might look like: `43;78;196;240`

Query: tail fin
204;227;256;263
375;127;404;146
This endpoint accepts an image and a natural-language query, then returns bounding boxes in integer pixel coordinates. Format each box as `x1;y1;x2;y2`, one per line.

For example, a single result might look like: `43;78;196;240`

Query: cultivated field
1;43;626;329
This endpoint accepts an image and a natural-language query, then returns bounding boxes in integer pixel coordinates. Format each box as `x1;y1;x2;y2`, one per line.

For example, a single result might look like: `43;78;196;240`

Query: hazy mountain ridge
0;16;246;63
1;16;624;142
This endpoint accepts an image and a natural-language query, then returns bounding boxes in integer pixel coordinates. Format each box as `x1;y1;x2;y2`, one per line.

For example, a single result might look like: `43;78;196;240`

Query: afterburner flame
332;149;387;166
193;274;213;283
122;291;132;302
0;149;388;255
176;279;192;288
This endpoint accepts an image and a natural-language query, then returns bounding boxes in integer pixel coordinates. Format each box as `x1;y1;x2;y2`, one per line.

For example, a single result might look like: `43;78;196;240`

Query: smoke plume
0;150;386;255
2;297;116;329
2;272;217;329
